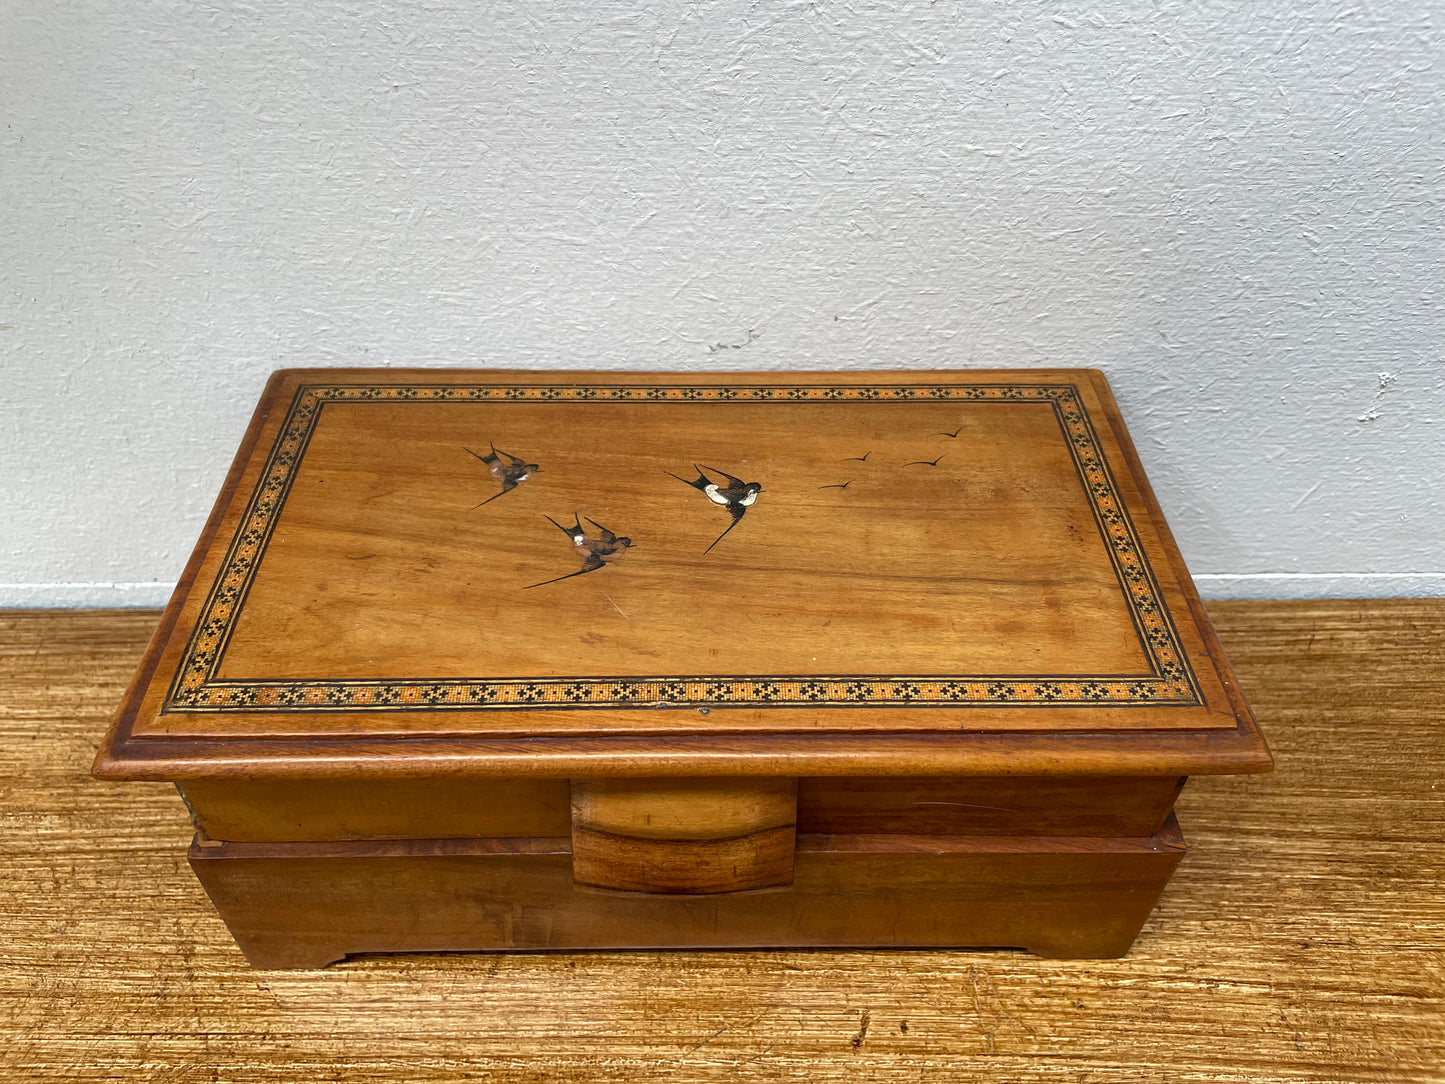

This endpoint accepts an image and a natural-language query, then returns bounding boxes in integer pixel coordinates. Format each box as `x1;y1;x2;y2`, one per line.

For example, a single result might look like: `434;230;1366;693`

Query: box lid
95;368;1270;780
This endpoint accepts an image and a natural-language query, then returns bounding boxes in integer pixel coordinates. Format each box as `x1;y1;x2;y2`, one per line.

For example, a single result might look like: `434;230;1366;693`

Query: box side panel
798;775;1185;837
188;819;1186;967
180;778;572;841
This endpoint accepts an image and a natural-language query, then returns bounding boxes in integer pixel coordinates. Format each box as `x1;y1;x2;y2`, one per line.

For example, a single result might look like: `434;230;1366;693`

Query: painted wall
3;1;1442;605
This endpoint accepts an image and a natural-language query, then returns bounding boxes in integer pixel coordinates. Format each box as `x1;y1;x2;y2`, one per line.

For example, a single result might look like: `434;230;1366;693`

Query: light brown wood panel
797;774;1185;836
221;397;1144;679
187;822;1184;968
4;604;1441;1081
180;775;1179;842
97;370;1255;777
94;723;1273;781
179;777;573;841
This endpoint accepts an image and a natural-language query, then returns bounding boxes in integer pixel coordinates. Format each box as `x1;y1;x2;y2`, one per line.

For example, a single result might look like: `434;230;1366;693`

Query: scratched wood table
2;601;1441;1083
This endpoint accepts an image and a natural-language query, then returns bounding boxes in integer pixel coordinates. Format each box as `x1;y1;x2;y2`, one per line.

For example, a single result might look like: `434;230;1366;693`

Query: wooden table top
5;601;1442;1082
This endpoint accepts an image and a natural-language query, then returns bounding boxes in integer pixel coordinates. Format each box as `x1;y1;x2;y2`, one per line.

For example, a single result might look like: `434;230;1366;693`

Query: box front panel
181;775;1185;842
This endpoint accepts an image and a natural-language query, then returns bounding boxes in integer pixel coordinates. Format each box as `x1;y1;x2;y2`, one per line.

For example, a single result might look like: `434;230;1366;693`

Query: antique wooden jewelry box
95;368;1271;968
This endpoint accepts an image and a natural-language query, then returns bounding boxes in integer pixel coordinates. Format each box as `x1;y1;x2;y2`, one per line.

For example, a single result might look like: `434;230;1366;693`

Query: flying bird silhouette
935;426;966;439
524;514;633;589
818;481;852;490
904;454;946;467
842;451;872;462
466;443;540;507
667;464;762;554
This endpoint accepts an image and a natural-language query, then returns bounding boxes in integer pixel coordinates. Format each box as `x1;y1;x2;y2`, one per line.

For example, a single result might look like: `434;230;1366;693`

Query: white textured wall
3;1;1443;605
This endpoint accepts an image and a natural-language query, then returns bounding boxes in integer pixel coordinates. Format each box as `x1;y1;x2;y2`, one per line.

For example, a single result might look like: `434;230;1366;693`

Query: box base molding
188;817;1186;969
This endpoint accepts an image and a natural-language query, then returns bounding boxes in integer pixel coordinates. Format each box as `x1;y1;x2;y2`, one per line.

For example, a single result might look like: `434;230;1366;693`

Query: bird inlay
667;464;763;554
524;514;634;589
466;444;540;507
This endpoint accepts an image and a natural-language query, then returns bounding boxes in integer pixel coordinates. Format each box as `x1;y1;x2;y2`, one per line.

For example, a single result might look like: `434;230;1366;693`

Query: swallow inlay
668;464;763;554
466;443;540;507
524;514;633;589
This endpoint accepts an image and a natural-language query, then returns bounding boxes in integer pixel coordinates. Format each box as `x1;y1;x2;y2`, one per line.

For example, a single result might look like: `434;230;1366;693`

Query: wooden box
94;368;1271;968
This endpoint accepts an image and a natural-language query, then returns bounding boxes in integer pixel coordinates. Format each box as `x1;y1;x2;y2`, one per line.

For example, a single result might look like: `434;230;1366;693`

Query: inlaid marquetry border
163;381;1204;713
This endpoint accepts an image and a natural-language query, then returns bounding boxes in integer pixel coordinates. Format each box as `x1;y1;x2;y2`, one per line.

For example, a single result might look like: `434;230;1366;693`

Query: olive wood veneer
94;368;1270;965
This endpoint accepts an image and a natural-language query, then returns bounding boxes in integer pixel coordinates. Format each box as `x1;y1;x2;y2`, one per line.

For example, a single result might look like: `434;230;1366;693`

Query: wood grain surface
179;773;1184;842
571;777;798;894
4;602;1442;1082
100;370;1254;773
189;825;1183;967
